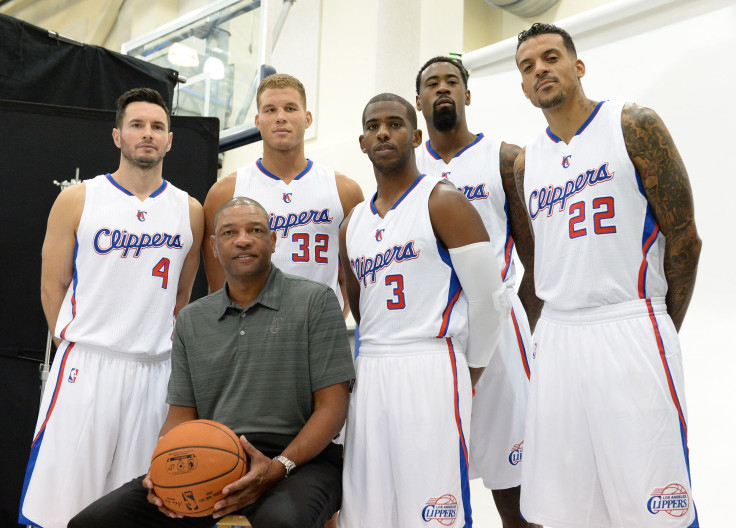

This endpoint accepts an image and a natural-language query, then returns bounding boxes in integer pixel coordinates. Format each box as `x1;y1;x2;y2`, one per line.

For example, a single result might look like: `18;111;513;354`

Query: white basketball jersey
346;175;469;348
524;100;667;310
57;174;193;355
233;159;344;299
416;133;517;289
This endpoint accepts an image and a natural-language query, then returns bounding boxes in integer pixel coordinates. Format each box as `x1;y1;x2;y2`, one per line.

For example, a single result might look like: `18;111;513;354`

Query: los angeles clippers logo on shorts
508;441;523;465
283;192;292;203
67;368;78;383
562;155;571;168
375;229;384;241
136;210;147;222
647;483;689;518
422;494;458;525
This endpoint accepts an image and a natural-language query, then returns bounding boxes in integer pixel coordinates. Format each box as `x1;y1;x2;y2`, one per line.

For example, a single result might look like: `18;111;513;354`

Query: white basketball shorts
19;341;170;528
339;338;473;528
520;298;698;528
469;292;532;490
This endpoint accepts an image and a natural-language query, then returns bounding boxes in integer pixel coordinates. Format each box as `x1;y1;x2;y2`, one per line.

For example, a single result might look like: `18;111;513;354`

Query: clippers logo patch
136;210;147;222
508;441;523;466
283;192;292;203
647;483;689;518
67;368;78;383
562;155;571;168
441;172;451;179
375;228;384;241
422;494;458;525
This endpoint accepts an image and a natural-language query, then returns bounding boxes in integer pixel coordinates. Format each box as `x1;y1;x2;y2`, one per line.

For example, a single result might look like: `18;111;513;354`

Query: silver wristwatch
273;455;296;477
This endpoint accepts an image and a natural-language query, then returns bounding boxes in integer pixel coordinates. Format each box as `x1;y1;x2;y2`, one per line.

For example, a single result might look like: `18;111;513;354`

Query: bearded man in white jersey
514;23;701;528
337;93;510;528
415;56;542;528
19;88;204;528
204;73;364;316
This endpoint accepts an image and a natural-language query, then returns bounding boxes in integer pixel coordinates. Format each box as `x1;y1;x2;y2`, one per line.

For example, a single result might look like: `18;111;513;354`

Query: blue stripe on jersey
149;179;168;198
256;158;314;180
502;197;513;281
437;241;462;336
369;175;426;215
60;241;80;340
426;133;485;160
105;173;133;196
105;174;168;198
546;101;606;143
454;133;484;158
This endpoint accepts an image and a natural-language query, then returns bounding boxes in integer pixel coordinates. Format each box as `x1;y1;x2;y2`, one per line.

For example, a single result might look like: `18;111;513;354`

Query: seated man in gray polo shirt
70;196;355;528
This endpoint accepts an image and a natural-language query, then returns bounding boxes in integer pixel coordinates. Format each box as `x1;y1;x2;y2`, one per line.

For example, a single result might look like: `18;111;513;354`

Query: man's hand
143;472;183;519
213;436;284;519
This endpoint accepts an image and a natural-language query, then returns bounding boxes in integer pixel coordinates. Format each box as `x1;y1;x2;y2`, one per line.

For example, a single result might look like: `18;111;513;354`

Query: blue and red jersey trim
256;158;314;181
546;101;605;143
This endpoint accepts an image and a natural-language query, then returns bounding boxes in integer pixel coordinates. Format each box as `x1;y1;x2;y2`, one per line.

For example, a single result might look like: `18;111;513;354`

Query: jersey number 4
569;196;616;238
152;258;170;289
292;233;328;263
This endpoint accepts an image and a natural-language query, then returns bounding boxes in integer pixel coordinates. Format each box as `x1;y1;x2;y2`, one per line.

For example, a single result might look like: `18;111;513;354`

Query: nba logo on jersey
646;483;689;518
283;192;292;203
421;494;458;525
562;155;571;168
508;441;523;465
137;210;147;222
375;228;384;241
68;368;78;383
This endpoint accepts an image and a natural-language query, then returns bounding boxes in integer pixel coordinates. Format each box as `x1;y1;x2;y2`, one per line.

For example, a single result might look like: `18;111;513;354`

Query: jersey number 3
385;274;406;310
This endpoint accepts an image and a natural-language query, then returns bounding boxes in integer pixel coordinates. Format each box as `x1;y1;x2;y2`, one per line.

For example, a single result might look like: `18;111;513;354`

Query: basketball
149;419;249;517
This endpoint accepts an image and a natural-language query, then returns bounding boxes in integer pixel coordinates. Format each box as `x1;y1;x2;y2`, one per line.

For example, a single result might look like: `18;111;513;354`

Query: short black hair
361;93;417;130
115;87;171;130
214;196;270;230
416;56;469;94
516;22;577;58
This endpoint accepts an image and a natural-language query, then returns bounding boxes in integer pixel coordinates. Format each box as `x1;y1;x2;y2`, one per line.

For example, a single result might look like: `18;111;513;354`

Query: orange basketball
149;419;248;517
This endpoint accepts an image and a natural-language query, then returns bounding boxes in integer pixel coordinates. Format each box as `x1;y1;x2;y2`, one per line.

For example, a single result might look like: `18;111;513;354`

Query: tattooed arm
501;142;542;332
622;103;701;331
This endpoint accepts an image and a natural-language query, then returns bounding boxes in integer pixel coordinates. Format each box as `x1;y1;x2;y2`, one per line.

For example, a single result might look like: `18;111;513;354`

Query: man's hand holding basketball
142;472;184;519
212;436;283;519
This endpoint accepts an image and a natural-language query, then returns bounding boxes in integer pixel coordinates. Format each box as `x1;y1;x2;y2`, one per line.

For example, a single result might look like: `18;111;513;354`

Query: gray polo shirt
167;265;355;437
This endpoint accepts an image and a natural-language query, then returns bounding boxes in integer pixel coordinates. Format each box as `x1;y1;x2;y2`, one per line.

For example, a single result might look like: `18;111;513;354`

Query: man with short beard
515;23;700;527
415;56;542;528
19;88;204;528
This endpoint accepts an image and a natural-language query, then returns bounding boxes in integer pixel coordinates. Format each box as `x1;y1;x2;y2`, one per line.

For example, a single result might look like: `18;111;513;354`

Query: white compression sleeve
449;241;511;368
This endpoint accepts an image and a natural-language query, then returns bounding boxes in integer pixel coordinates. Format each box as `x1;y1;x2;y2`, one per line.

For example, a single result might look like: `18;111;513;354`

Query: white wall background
463;0;735;525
